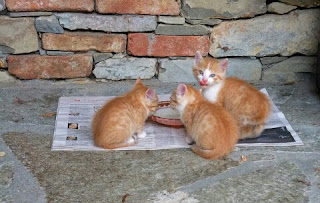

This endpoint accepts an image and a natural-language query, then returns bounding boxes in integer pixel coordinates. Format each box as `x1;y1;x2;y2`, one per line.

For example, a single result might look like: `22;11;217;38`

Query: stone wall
0;0;319;84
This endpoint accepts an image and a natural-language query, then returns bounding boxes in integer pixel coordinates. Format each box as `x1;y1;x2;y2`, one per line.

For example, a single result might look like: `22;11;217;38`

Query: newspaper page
52;89;303;151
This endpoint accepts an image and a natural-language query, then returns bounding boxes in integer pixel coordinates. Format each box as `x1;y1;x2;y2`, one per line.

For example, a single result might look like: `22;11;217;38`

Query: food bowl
148;101;184;128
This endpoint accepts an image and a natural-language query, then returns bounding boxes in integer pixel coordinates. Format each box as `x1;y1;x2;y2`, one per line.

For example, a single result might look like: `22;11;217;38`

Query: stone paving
0;77;320;202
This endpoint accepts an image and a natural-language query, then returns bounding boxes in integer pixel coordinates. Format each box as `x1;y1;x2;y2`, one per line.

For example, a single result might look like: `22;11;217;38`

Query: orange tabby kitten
193;51;271;139
170;84;239;160
92;79;159;149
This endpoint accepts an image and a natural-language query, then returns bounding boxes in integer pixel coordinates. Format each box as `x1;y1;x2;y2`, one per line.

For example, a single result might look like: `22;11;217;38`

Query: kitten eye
199;70;203;75
210;74;216;77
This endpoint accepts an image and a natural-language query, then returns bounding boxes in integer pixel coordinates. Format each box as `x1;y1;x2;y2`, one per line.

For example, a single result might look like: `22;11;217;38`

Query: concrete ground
0;76;320;203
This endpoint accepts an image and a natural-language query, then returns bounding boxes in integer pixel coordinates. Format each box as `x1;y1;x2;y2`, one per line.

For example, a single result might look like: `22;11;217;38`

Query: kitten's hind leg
252;123;265;137
239;125;258;139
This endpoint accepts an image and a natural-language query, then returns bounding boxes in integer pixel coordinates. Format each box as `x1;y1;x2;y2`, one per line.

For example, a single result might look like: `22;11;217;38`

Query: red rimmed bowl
148;101;184;128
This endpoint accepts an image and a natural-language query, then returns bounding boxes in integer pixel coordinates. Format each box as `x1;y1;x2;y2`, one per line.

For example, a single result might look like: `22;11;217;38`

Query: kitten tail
191;145;226;160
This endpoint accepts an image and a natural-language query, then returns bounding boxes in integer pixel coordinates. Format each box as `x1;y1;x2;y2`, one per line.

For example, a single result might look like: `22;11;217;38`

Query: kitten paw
137;131;147;139
185;136;194;145
126;137;135;144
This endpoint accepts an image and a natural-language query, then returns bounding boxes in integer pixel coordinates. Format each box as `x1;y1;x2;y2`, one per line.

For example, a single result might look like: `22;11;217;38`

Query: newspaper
52;89;303;151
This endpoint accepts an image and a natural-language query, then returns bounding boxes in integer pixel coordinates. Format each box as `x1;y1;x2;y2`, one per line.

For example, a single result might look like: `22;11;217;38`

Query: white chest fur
202;82;224;103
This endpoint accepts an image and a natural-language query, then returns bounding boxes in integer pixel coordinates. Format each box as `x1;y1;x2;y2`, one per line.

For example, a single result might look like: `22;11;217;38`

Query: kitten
193;51;271;139
91;78;159;149
170;84;239;160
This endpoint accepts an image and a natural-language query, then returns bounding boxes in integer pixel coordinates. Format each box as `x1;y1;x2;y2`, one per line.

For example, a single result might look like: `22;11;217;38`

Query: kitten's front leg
136;122;147;139
186;135;195;145
136;131;147;138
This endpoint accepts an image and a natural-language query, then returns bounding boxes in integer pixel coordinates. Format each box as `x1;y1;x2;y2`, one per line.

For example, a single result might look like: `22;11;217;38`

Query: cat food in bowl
148;101;183;128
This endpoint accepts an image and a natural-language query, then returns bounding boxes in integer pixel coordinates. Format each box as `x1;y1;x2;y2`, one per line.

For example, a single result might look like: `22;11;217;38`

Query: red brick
128;34;209;57
96;0;180;15
8;54;93;79
42;33;126;53
6;0;94;12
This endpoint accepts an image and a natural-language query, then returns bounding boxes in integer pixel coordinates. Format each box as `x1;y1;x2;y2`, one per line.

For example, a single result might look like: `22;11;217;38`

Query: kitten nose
202;78;208;83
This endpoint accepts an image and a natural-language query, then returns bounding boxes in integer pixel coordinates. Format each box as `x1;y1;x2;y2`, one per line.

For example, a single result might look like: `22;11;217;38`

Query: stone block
9;12;52;17
262;56;317;84
93;58;156;80
0;0;6;11
182;0;267;20
0;55;7;68
6;0;94;12
42;32;126;52
55;13;157;32
128;33;209;57
210;9;320;57
96;0;180;15
35;15;64;33
267;2;297;14
0;16;38;54
279;0;320;8
0;71;16;82
158;59;197;83
155;24;211;36
158;16;185;25
8;54;93;79
227;58;262;82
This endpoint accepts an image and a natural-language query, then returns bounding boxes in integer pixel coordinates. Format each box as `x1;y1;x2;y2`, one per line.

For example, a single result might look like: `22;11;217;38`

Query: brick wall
0;0;319;84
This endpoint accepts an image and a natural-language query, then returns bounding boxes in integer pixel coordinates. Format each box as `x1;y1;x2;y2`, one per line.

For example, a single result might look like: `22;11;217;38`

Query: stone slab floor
0;76;320;203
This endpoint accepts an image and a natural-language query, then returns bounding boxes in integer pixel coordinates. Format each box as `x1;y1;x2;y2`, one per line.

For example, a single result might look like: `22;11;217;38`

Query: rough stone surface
279;0;320;8
96;0;180;15
93;58;157;80
93;53;113;64
0;55;7;68
210;9;320;57
6;0;94;12
158;59;196;83
9;12;52;17
186;18;222;26
155;24;211;36
42;33;126;52
158;16;185;25
0;77;320;202
35;15;64;33
7;54;93;79
46;51;74;56
128;34;209;57
268;2;297;14
260;56;288;65
262;56;317;84
0;0;6;11
0;162;14;189
55;13;157;32
0;16;38;54
189;162;309;202
182;0;267;20
227;58;262;82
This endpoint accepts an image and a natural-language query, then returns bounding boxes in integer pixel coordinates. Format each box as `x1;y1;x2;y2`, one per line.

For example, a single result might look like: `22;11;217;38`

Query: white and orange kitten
91;79;159;149
170;84;239;159
193;51;271;139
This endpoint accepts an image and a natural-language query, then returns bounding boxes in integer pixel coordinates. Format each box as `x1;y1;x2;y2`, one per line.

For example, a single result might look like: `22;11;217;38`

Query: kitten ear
195;51;203;65
136;77;142;84
145;88;156;100
219;58;228;72
177;84;187;97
